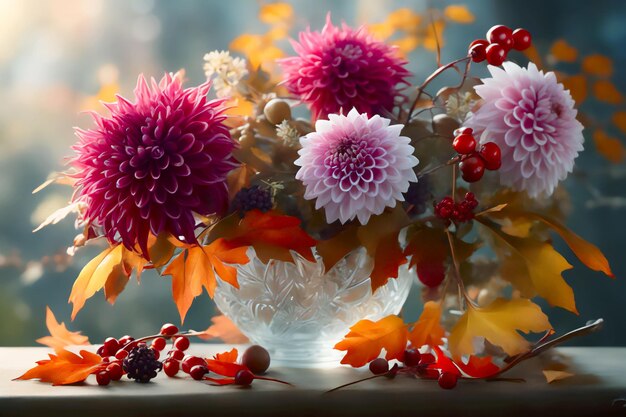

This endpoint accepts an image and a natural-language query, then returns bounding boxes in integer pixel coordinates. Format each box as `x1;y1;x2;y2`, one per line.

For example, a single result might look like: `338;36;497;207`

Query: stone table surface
1;345;625;417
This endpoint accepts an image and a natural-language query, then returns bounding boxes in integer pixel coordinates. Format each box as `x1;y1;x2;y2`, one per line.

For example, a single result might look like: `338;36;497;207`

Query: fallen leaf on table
543;369;575;383
199;314;249;343
213;348;239;363
36;307;89;352
15;349;104;386
334;315;408;367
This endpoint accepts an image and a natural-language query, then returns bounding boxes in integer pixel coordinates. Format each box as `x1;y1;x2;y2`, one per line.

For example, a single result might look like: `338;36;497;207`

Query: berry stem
325;374;386;394
119;331;207;351
445;229;474;309
406;55;472;123
253;375;295;386
417;156;460;178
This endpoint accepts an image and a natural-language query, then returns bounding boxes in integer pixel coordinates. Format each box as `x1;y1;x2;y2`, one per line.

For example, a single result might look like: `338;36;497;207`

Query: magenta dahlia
279;15;411;121
295;108;418;224
466;62;584;197
71;73;238;256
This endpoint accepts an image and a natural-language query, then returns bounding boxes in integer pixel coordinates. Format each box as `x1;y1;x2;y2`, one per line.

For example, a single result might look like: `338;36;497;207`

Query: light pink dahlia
279;15;411;121
467;62;584;197
71;73;238;256
295;108;418;224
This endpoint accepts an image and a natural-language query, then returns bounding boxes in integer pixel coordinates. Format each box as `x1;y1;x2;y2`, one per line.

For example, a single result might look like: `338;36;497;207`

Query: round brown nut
432;114;460;138
242;345;271;374
264;99;291;125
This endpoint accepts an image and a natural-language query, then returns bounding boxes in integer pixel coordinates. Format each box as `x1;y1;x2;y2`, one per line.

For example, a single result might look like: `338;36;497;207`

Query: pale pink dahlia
71;73;238;255
295;108;418;224
467;62;584;197
279;15;411;121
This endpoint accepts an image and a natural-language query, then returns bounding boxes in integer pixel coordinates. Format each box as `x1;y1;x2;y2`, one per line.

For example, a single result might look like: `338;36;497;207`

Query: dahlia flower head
279;15;411;121
295;108;418;224
71;73;238;256
467;62;584;197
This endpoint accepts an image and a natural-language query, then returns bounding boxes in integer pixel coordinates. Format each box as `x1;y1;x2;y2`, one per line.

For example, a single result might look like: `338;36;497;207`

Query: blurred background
0;0;624;346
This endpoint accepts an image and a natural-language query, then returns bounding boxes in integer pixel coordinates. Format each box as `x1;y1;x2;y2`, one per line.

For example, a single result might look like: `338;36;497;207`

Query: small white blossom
276;120;300;147
446;92;475;122
203;50;248;98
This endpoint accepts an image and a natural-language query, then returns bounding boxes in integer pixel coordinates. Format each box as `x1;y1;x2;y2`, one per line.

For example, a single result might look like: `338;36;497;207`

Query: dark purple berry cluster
232;185;273;216
123;344;163;383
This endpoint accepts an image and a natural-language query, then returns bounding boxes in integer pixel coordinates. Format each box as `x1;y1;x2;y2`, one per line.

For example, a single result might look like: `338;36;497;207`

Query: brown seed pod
264;99;292;125
242;345;271;374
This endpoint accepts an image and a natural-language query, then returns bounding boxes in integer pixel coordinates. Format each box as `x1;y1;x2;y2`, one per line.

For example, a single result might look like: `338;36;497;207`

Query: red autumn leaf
429;346;461;376
356;207;411;291
36;307;89;352
457;356;500;379
198;314;249;344
15;349;104;386
204;358;249;377
334;315;408;367
213;348;238;363
163;239;249;322
222;209;316;263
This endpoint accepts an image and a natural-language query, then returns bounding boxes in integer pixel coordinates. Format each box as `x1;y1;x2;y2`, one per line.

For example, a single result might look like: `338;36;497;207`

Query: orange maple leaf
408;301;445;348
334;315;408;367
15;349;104;386
163;239;249;322
213;348;239;363
222;209;316;263
36;307;89;352
198;314;249;344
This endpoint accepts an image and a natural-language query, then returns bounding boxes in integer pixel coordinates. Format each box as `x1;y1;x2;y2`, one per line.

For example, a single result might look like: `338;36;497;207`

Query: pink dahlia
71;73;238;256
295;108;418;224
279;15;411;121
467;62;583;197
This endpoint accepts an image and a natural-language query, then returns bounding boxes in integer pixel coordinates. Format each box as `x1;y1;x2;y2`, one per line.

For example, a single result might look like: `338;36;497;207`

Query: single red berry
417;262;445;288
160;323;179;336
438;371;459;389
96;370;111;386
479;142;502;170
182;355;206;374
453;133;477;155
403;349;422;367
115;349;129;360
469;39;489;63
102;357;110;364
417;368;440;379
96;346;106;357
106;363;123;381
242;345;271;375
512;28;532;50
419;353;436;365
465;192;476;201
235;369;255;386
189;365;208;381
118;335;134;347
453;127;473;136
173;336;190;351
369;358;389;375
486;43;507;66
103;337;119;355
163;359;180;377
487;25;513;50
151;337;167;351
151;348;160;361
169;349;185;361
459;155;486;182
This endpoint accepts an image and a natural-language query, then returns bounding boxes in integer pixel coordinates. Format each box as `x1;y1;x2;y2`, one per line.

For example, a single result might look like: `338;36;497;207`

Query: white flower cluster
203;50;248;98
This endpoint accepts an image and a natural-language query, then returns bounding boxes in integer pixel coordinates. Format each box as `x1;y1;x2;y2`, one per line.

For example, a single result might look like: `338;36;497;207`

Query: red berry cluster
368;349;458;390
453;128;501;183
434;192;479;224
469;25;531;66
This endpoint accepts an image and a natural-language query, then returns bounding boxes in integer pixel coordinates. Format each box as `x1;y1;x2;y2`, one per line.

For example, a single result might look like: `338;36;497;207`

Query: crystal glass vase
213;247;414;367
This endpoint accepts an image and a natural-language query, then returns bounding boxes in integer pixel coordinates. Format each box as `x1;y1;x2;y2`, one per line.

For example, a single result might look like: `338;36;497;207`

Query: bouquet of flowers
31;3;615;389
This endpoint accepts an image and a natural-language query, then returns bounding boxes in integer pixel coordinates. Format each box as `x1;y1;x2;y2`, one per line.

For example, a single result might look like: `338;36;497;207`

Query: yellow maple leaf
69;244;125;320
444;5;475;23
36;307;89;352
448;298;551;359
543;369;575;383
259;2;293;24
408;301;445;348
334;315;408;367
